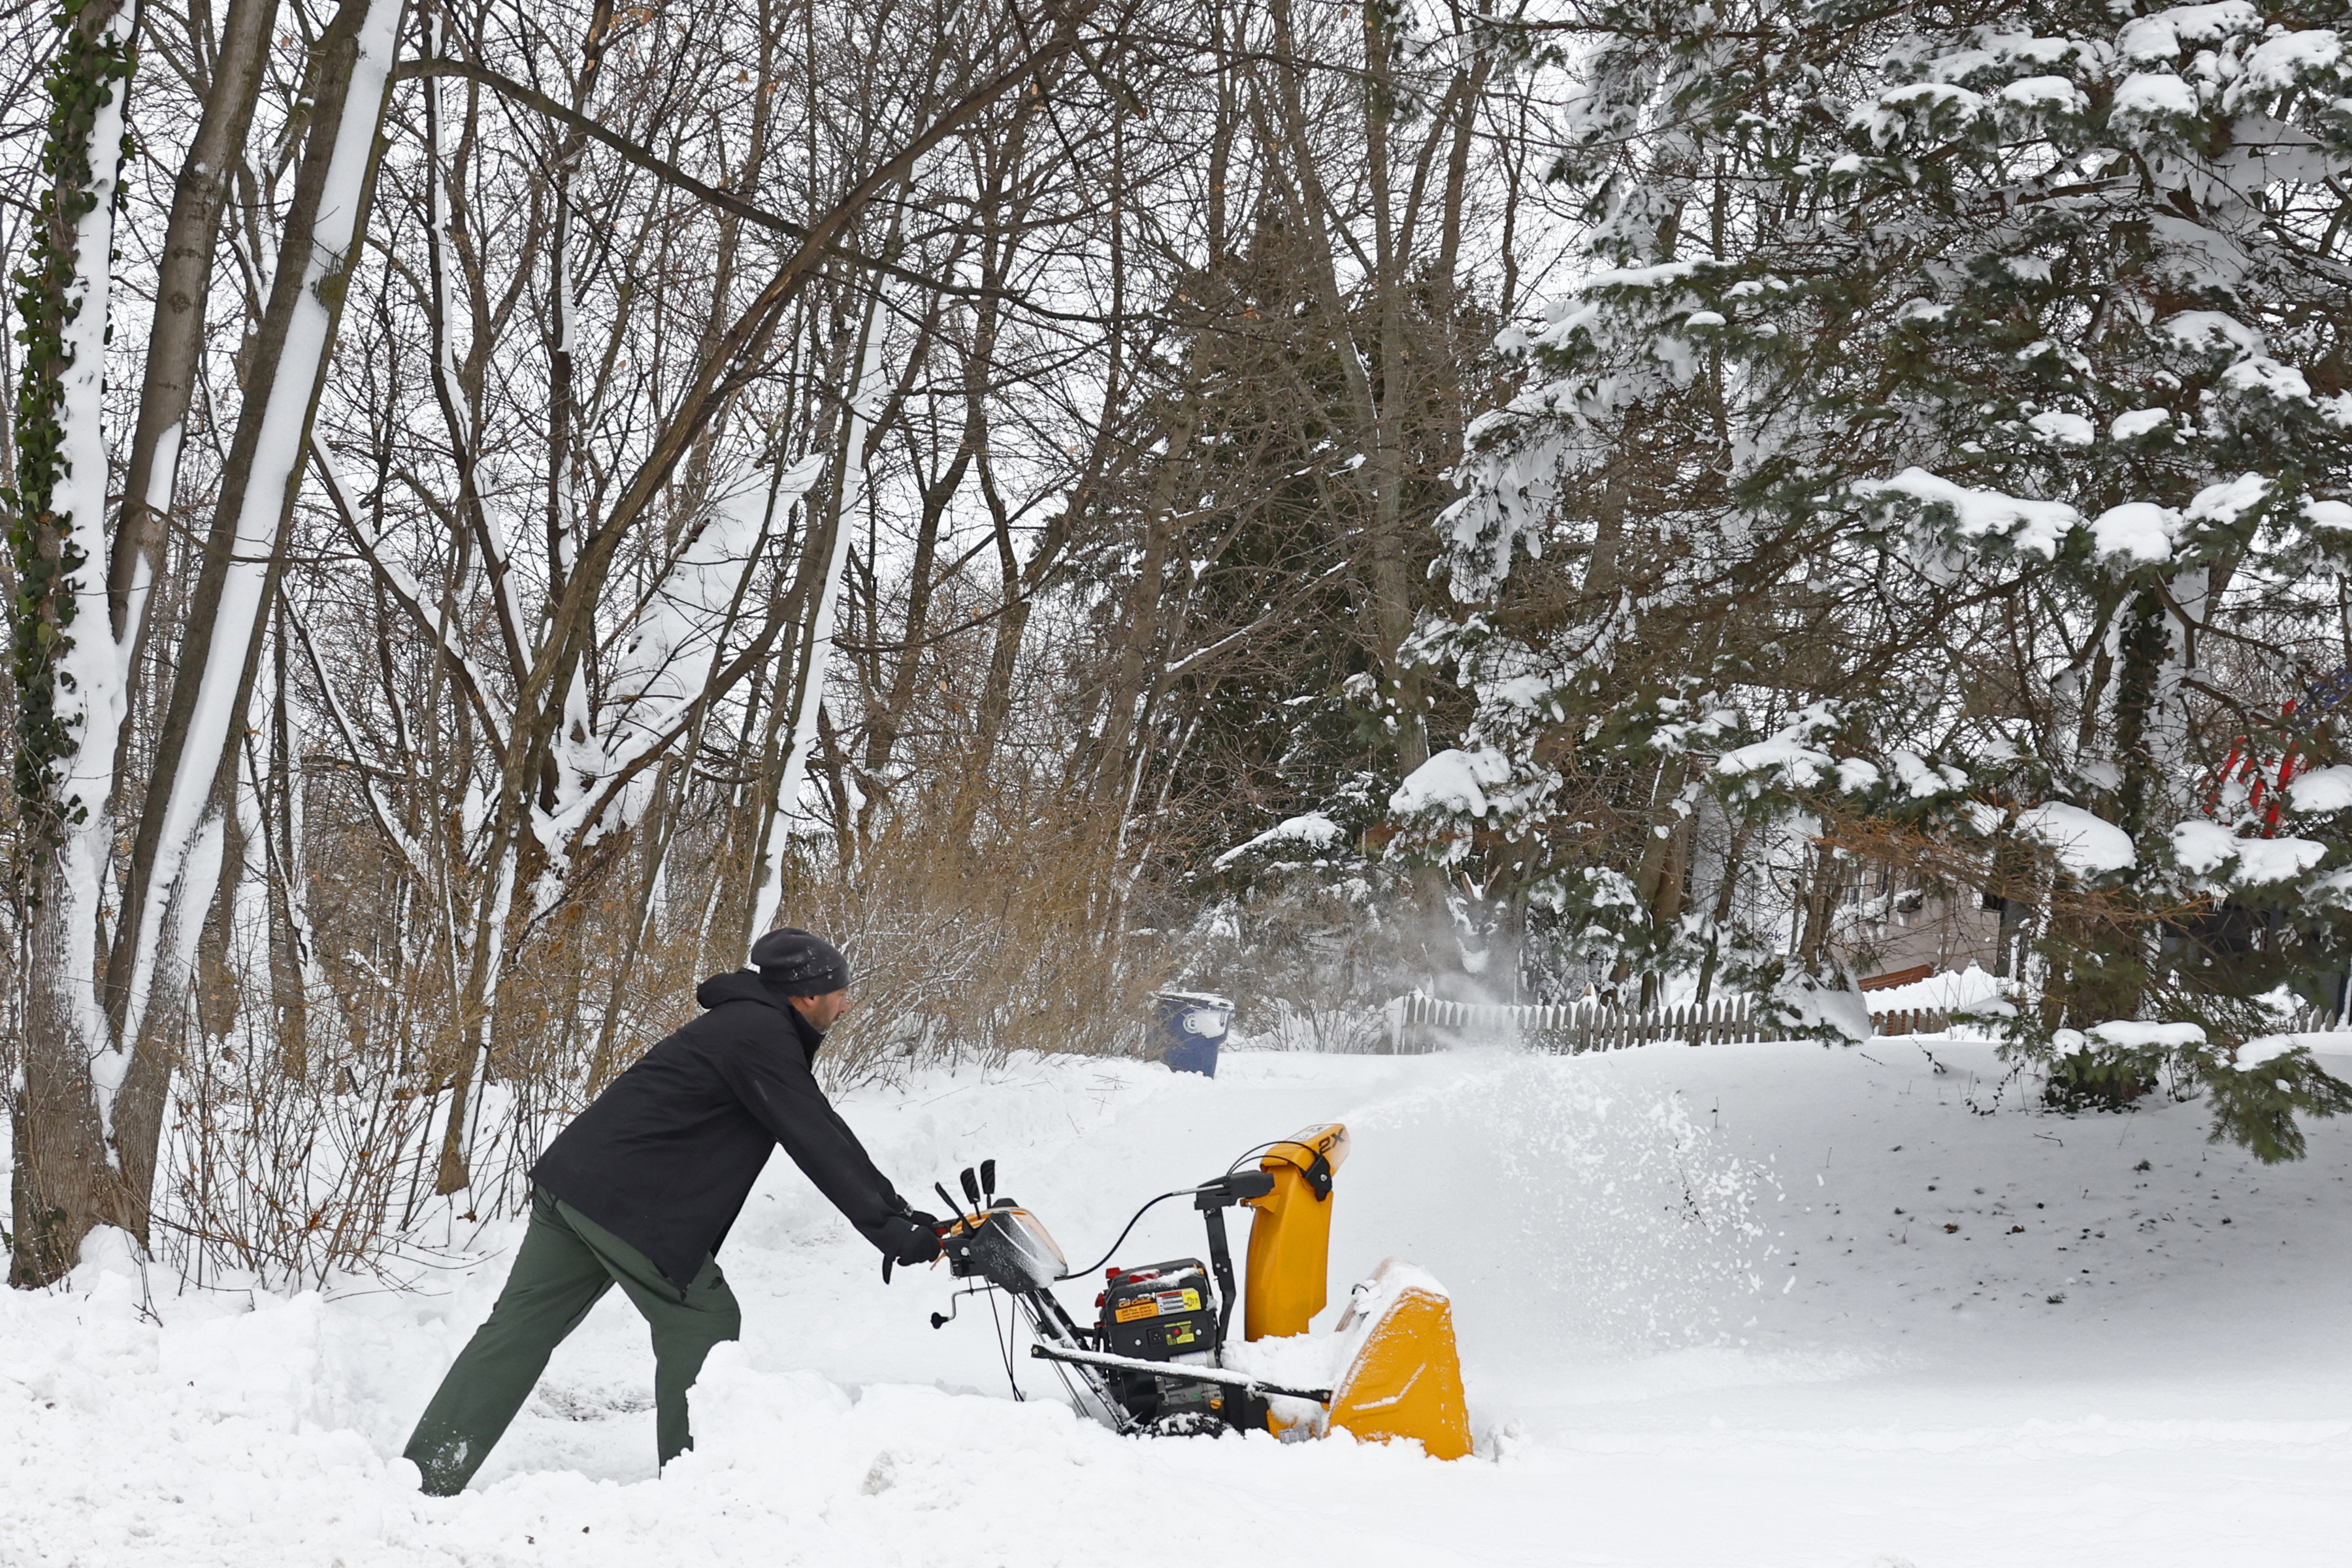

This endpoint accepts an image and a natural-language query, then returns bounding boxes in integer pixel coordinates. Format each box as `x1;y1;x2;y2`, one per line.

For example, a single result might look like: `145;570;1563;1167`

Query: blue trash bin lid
1155;991;1232;1036
1153;989;1233;1010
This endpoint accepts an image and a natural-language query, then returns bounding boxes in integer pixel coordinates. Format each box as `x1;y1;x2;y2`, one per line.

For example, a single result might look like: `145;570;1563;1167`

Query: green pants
402;1187;741;1495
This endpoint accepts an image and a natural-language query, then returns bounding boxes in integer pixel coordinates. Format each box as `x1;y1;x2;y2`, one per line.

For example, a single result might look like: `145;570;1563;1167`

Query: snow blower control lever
1194;1169;1272;1348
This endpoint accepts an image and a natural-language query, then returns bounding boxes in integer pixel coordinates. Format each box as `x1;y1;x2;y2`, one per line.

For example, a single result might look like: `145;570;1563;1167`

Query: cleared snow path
5;1041;2349;1566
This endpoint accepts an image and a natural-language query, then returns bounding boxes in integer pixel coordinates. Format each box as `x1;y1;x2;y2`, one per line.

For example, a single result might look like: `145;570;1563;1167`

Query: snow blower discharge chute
920;1126;1470;1458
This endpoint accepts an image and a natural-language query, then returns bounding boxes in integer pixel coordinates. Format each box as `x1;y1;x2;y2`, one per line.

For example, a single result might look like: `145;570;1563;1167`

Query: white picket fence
1381;992;1957;1054
1382;992;1771;1055
1380;991;2351;1056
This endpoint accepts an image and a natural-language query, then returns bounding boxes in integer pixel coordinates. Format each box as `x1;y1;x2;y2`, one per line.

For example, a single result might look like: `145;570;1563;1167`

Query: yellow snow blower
923;1124;1471;1459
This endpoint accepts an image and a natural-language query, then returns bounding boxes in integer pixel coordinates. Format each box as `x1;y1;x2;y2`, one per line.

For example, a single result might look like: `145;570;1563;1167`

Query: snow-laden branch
542;455;826;858
311;434;514;758
746;335;889;945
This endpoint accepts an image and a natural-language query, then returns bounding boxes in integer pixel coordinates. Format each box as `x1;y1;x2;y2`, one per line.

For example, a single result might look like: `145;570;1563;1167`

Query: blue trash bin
1152;990;1233;1077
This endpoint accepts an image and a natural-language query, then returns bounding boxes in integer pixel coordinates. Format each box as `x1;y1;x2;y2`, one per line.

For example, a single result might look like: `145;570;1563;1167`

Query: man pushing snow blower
400;928;943;1495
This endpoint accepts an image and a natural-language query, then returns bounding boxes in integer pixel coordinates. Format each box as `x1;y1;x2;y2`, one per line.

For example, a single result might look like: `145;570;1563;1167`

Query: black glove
877;1211;944;1281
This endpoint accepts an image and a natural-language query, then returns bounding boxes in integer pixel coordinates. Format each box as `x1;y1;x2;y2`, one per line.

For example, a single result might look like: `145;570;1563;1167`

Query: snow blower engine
919;1126;1471;1456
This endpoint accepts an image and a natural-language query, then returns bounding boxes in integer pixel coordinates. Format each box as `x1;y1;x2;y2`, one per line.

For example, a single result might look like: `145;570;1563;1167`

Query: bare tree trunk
101;0;409;1243
7;0;137;1286
109;0;280;658
13;864;116;1285
1795;843;1843;977
1633;760;1695;1007
1255;0;1429;773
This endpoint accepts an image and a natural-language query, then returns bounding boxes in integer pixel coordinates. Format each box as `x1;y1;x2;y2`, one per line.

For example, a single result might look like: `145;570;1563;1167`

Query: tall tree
1433;0;2352;1156
6;0;139;1284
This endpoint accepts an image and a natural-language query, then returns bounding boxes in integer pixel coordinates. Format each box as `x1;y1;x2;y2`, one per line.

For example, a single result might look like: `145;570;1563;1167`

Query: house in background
1833;865;2016;986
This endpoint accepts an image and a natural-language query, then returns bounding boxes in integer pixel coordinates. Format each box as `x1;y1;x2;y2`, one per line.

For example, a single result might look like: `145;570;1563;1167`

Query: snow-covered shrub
1179;830;1432;1044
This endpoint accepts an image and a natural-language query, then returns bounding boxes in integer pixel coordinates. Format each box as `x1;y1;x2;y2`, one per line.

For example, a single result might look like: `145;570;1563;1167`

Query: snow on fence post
1375;988;1847;1054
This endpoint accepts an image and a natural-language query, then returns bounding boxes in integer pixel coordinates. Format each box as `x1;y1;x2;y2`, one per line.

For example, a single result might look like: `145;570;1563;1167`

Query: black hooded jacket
530;970;909;1284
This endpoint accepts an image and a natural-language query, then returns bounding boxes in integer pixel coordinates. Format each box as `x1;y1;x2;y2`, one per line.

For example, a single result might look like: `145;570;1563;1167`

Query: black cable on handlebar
1222;1140;1283;1177
1056;1139;1288;1281
1055;1190;1185;1280
987;1288;1025;1401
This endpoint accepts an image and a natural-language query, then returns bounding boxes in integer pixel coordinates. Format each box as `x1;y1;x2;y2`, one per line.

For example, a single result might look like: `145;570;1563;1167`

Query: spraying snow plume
1345;1056;1781;1351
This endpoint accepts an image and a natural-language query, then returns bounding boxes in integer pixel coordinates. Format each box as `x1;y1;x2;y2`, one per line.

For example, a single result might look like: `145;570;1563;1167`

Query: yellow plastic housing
1325;1258;1471;1460
1242;1122;1349;1341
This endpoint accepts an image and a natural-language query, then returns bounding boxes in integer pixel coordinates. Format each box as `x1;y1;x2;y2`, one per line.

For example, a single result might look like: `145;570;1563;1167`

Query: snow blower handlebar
919;1164;1277;1296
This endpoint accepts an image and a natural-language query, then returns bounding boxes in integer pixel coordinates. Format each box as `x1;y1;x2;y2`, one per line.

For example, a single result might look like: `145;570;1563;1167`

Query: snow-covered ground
7;1037;2351;1567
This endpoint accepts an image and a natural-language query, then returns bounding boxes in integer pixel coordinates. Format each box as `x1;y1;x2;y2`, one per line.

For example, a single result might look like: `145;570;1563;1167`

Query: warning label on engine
1114;1288;1201;1322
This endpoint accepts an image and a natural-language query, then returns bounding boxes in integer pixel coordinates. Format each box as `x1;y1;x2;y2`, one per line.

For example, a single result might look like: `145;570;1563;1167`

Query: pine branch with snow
1429;1;2352;1145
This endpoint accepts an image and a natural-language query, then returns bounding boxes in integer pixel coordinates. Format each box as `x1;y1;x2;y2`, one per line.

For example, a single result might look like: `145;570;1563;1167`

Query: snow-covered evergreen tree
1425;0;2352;1154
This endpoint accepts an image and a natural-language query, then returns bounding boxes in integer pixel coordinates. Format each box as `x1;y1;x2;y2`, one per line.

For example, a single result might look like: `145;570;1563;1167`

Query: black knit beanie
751;926;850;996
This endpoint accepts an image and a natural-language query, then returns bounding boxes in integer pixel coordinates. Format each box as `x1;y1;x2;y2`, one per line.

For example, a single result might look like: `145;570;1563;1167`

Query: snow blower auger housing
923;1126;1471;1458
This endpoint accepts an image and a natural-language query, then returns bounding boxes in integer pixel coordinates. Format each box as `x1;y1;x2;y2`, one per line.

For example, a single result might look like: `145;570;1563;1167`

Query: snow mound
1862;962;2004;1013
1389;747;1511;817
2016;801;2135;874
2290;765;2352;813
